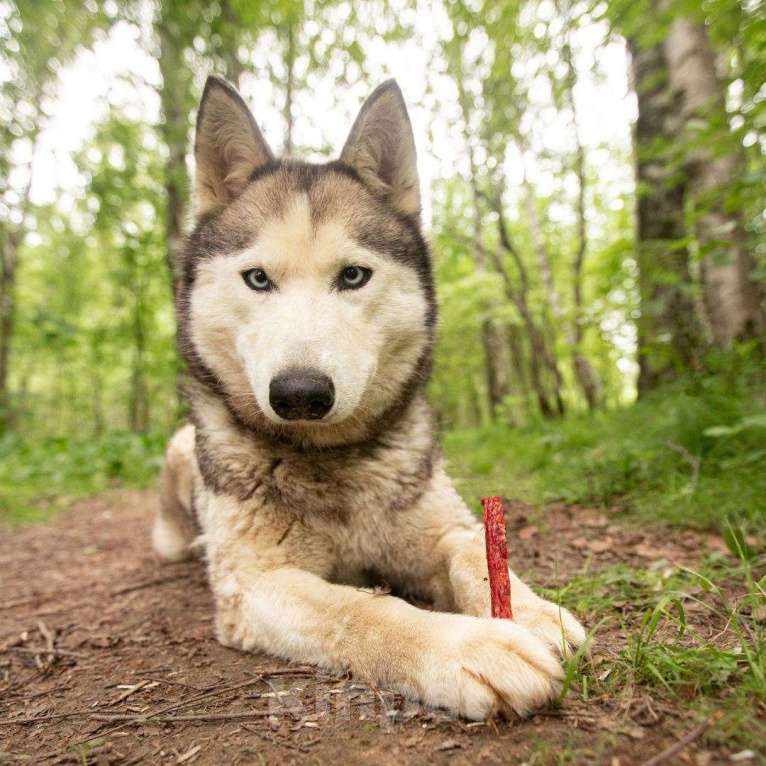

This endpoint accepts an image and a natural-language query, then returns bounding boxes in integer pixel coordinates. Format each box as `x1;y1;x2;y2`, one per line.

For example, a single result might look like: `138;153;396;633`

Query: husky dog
153;76;586;720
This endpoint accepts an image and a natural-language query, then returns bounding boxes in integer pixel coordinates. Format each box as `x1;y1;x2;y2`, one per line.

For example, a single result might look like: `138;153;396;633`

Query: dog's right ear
193;76;274;217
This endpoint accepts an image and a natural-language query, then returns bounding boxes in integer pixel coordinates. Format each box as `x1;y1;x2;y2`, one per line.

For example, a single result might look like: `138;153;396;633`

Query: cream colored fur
188;195;428;440
154;398;586;720
153;77;587;721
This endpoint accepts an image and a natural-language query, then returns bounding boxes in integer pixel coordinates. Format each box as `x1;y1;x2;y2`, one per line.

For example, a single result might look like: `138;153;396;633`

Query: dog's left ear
340;80;420;217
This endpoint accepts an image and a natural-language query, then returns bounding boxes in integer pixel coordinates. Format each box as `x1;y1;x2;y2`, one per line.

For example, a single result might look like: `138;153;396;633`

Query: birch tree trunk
283;22;296;157
455;75;512;420
491;193;566;416
628;33;705;394
0;151;36;429
128;261;150;434
559;17;603;409
157;3;195;418
481;321;512;418
664;16;764;345
0;229;20;427
157;4;192;294
219;0;245;88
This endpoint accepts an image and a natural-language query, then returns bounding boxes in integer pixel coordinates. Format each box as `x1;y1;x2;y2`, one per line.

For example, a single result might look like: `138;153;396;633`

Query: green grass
1;364;764;755
0;430;167;521
3;358;764;533
543;548;766;752
441;359;766;755
443;359;766;534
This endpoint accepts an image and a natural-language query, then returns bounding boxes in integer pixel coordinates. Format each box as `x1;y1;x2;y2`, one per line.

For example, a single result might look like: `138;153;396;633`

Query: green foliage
0;430;167;522
0;7;764;754
444;351;766;532
1;0;764;540
11;113;179;436
542;549;766;749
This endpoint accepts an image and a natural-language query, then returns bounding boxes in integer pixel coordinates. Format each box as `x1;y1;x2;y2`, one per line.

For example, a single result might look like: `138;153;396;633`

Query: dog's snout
269;368;335;421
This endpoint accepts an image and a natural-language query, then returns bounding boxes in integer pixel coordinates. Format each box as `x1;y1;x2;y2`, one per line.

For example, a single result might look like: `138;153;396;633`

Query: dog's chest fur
192;393;437;526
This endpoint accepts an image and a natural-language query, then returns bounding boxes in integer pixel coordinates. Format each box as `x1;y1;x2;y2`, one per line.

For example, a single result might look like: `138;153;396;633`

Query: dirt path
0;491;753;764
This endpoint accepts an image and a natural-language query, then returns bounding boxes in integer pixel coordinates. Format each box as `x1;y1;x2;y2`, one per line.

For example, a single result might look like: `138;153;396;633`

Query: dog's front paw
418;615;564;720
513;598;587;659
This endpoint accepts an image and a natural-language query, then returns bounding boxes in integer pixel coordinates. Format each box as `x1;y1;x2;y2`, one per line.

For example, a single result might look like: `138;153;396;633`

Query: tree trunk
157;3;194;418
486;247;557;419
455;73;512;421
522;173;562;320
283;22;296;157
628;33;705;394
490;192;566;416
506;322;529;400
157;6;191;294
220;0;245;87
0;230;19;428
451;35;562;419
559;17;602;409
481;320;512;418
664;16;764;345
0;155;35;431
128;257;150;434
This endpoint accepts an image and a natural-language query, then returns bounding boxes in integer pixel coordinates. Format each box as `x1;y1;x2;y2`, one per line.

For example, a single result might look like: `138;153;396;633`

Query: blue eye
339;266;372;290
242;268;272;291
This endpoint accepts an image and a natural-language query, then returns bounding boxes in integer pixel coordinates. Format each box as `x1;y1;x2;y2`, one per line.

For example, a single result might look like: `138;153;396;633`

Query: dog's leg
396;468;587;657
440;527;587;655
206;513;566;720
153;424;198;562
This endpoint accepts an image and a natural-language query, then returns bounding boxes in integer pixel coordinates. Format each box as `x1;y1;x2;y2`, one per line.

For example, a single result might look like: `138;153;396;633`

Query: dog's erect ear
193;76;274;217
340;80;420;217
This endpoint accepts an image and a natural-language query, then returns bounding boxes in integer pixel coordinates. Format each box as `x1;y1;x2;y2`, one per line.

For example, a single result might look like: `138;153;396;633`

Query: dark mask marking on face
177;159;437;451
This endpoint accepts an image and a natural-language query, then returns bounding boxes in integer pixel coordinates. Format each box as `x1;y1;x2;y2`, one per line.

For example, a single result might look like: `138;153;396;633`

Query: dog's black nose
269;368;335;421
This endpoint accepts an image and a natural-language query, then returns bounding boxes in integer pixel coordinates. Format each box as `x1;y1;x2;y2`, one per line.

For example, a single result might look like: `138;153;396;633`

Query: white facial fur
189;193;429;436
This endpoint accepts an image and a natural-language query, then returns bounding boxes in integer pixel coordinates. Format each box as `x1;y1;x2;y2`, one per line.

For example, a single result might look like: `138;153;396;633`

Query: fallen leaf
435;739;462;752
634;543;663;559
588;537;613;554
730;751;756;762
572;537;589;550
518;525;538;541
581;511;609;528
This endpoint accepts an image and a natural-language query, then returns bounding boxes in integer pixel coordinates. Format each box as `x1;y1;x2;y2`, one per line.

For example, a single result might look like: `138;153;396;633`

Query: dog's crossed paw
417;615;566;720
512;598;588;660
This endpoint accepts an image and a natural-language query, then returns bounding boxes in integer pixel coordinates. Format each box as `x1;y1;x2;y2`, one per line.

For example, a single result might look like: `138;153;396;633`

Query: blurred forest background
1;0;764;529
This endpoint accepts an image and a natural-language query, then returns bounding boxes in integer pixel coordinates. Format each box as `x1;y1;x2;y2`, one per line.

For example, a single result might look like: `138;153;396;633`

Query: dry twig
640;712;721;766
90;710;273;723
110;573;190;597
3;647;87;660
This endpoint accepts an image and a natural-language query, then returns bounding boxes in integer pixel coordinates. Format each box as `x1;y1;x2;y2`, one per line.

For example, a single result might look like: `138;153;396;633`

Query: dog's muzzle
269;368;335;421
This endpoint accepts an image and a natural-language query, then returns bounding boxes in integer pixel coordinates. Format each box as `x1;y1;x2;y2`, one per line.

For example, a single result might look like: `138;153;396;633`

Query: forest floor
0;489;764;765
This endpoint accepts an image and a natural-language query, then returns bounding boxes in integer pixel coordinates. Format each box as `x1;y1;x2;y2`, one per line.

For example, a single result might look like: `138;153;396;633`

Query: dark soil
0;490;752;764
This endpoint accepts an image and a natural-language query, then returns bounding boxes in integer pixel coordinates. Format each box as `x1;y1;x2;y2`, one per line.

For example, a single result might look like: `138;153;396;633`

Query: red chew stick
482;496;513;620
